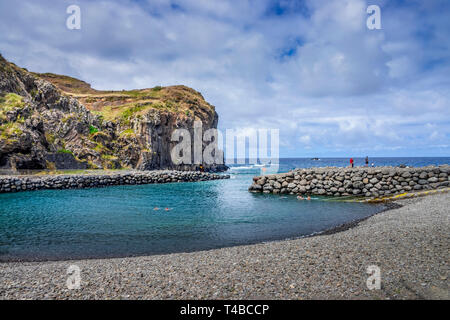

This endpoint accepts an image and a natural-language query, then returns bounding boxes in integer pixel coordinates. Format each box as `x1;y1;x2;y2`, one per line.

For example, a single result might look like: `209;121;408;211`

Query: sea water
0;157;448;261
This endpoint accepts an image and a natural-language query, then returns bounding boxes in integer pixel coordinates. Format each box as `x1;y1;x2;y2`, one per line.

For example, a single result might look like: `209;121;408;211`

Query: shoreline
1;192;448;299
1;188;445;264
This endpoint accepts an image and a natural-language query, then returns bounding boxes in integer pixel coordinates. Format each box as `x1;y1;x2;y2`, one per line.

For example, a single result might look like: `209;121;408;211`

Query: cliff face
0;54;226;171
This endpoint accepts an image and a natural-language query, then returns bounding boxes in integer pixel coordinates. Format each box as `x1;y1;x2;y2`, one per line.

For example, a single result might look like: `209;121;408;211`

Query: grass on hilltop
33;72;215;122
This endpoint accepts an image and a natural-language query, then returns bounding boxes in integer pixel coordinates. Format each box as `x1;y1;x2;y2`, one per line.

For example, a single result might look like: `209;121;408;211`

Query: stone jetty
0;170;229;193
248;165;450;198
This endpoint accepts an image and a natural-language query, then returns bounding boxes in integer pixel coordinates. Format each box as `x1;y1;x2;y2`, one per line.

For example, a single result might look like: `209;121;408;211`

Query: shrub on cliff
89;125;99;134
57;149;73;155
0;93;25;122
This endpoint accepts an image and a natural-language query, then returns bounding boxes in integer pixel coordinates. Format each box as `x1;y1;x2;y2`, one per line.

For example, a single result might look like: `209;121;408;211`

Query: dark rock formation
0;54;227;172
46;153;88;170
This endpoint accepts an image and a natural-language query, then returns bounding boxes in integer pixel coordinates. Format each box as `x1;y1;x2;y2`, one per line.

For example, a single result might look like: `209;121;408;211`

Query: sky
0;0;449;158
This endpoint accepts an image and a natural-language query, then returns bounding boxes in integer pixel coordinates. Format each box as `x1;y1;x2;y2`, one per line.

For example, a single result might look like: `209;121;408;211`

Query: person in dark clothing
365;156;369;167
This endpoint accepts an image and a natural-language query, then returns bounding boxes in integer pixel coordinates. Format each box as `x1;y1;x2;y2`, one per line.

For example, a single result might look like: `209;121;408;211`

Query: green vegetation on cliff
0;93;25;144
0;122;22;140
33;72;215;122
0;93;25;122
0;54;222;171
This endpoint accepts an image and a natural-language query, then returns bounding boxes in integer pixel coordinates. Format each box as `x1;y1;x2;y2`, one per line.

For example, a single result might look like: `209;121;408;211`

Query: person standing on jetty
350;158;354;168
365;156;369;167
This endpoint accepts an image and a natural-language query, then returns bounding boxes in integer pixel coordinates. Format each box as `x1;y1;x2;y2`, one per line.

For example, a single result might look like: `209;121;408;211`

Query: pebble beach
0;191;448;300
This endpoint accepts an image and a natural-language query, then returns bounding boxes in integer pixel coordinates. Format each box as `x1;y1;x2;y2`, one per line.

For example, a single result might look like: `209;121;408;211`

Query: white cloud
0;0;449;156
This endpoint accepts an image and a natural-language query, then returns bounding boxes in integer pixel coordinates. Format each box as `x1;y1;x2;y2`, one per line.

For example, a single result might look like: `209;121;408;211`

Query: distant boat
311;158;320;161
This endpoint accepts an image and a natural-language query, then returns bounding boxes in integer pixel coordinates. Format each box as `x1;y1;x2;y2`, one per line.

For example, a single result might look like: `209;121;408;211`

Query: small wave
229;166;259;170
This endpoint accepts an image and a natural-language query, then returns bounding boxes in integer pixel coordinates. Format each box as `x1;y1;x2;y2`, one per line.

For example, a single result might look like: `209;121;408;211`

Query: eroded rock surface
0;54;226;172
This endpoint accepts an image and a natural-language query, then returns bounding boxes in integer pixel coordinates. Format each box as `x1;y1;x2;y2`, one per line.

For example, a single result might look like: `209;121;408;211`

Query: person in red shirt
350;158;354;168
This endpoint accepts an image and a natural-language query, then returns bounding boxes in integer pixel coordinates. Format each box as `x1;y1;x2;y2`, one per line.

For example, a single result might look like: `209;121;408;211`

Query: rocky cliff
0;54;226;171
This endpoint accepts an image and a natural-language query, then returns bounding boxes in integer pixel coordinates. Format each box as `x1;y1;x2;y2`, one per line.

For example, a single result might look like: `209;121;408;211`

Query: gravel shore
0;192;448;300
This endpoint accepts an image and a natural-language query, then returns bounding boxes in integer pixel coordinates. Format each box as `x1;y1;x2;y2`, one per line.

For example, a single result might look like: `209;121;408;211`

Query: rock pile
248;166;450;198
0;170;229;193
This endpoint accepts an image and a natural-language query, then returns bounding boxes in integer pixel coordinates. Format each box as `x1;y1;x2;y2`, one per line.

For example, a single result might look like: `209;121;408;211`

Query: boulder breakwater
0;170;229;193
248;165;450;198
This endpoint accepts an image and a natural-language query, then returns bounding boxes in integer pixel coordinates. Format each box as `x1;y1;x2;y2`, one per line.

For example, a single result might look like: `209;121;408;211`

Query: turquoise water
0;173;384;261
1;157;447;262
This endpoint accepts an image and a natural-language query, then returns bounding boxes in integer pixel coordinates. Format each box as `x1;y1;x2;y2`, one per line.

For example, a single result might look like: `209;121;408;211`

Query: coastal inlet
0;172;386;261
0;170;229;193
